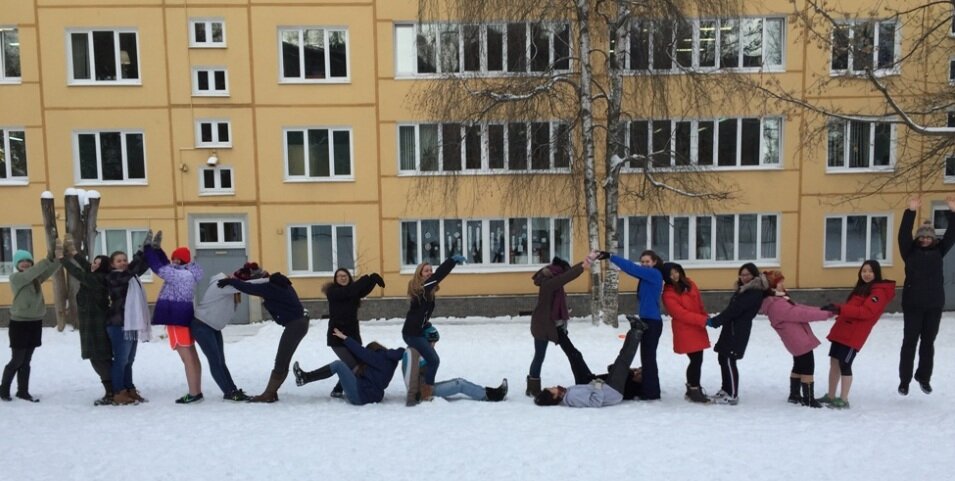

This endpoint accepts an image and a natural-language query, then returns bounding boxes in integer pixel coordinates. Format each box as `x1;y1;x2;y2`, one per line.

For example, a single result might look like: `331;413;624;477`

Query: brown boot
128;388;148;403
526;376;542;397
419;383;434;402
250;370;287;403
112;389;138;405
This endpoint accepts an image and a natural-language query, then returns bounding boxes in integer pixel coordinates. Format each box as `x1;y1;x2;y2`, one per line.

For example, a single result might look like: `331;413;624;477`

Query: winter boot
128;386;148;403
14;365;37;402
485;379;509;402
330;381;344;398
685;384;711;404
898;382;909;396
175;392;204;404
293;361;333;387
788;377;801;404
914;376;933;395
526;376;542;397
800;382;822;408
111;389;138;405
625;315;648;333
94;381;114;406
0;365;13;401
419;383;434;402
250;369;287;403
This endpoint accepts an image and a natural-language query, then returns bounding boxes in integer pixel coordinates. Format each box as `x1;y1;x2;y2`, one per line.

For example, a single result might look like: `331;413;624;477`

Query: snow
2;313;952;481
40;191;54;199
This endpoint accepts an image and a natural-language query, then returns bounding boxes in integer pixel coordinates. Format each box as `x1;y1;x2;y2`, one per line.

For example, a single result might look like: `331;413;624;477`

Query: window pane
463;25;481;72
443;220;463;258
202;169;216;189
848;121;870;168
223;222;243;243
509;218;529;264
327;31;347;78
877;23;895;69
674;121;691;166
852;23;873;72
720;20;740;68
946;157;955;177
507;23;527;72
554;123;571;168
531;218;550;263
420;124;439;171
696;216;712;260
281;30;301;78
487;25;504;71
290;226;309;271
421;220;441;266
651;216;670;259
652;21;673;70
440;25;460;73
530;24;549;72
93;31;117;81
489;220;506;263
845;216;866;262
217;123;230;143
699;20;717;67
651;120;671;167
100;132;123;180
197;70;209;90
442;124;462;171
211;23;224;43
629;120;648;167
630;20;650;70
399;126;417;170
764;18;783;66
78;134;98;179
762;118;781;164
465;125;481;169
675;20;693;67
873;124;891;166
303;29;326;79
336;226;355;269
508;122;527;170
697;121;714;165
740;118;760;166
310;225;333;272
673;217;689;260
286;131;305;176
201;123;213;143
870;216;887;261
3;30;20;77
395;25;415;75
16;229;33;258
738;214;757;259
715;215;734;260
7;131;26;177
531;122;550;170
760;215;777;259
194;23;207;43
71;33;91;80
118;32;138;80
220;169;232;189
417;25;437;74
628;216;647;259
198;222;218;243
554;24;570;70
333;130;351;176
827;121;845;167
554;218;570;261
935;209;949;230
717;119;737;166
105;230;127;256
125;133;145;179
214;71;226;90
741;18;762;67
0;228;12;275
308;129;330;177
466;220;483;263
401;221;419;266
488;124;505;169
616;218;625;256
831;25;849;70
825;218;842;262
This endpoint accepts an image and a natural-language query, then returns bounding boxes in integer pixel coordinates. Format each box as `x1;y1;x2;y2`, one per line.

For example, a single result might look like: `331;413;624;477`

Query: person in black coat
897;196;955;395
299;268;384;398
707;263;768;405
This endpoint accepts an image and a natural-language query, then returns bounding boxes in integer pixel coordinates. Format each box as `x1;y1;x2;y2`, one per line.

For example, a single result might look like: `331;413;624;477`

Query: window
624;117;781;168
625;17;784;73
192;67;228;96
0;128;27;183
74;131;146;183
830;20;898;74
950;58;955;85
189;19;226;48
932;204;950;233
400;217;570;269
398;121;571;173
199;166;234;195
92;228;151;279
615;213;779;265
195;219;244;248
288;224;355;275
1;226;32;278
0;27;20;82
394;22;571;76
195;120;231;148
824;214;890;265
68;29;140;84
946;156;955;184
284;127;352;180
826;119;894;170
279;27;348;82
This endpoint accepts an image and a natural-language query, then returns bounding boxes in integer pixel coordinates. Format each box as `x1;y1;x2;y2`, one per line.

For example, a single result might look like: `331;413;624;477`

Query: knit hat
12;250;33;268
171;247;191;264
423;325;440;343
763;270;785;290
915;220;937;241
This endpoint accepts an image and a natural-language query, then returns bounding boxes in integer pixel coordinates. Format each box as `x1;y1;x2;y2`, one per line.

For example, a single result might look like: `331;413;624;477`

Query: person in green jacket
60;237;114;405
1;241;63;402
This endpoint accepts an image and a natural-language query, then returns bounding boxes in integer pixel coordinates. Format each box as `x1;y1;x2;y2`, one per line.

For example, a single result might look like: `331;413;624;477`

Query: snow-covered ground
1;313;952;481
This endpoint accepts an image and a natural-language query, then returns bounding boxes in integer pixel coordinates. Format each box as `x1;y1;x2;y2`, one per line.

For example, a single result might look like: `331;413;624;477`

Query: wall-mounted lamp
207;151;219;166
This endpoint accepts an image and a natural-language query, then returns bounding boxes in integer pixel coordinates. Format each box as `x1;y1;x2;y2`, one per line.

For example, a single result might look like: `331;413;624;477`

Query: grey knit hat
915;220;937;241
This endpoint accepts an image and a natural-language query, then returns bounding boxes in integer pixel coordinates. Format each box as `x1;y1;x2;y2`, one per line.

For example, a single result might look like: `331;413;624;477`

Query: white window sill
196;143;232;149
189;44;227;49
395;70;573;80
75;180;148;186
944;176;955;184
396;169;572;177
824;261;892;268
630;260;781;269
196;242;245;249
279;78;350;85
626;66;786;76
68;80;143;86
0;179;30;186
826;167;895;174
198;191;235;197
829;69;900;78
0;78;22;85
192;92;230;97
621;165;783;173
284;177;354;183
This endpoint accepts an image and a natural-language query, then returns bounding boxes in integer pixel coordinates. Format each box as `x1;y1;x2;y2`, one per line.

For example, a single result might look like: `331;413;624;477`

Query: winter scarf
123;276;152;341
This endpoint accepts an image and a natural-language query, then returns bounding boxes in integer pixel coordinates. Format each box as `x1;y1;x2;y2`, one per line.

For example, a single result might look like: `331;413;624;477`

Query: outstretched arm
898;202;916;258
939;199;955;256
423;257;458;292
218;278;273;298
609;255;660;283
539;263;585;293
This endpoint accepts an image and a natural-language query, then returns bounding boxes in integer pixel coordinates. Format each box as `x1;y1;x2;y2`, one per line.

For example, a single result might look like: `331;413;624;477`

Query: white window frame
826;119;896;173
194;218;245;249
191;67;229;96
92;228;152;281
189;18;226;48
0;225;33;280
932;203;951;235
949;57;955;85
195;119;232;148
945;155;955;184
283;127;354;182
72;130;148;185
0;127;28;184
0;27;21;84
199;166;234;196
286;223;356;276
66;28;141;85
398;217;572;273
277;27;350;84
822;214;892;267
829;20;900;77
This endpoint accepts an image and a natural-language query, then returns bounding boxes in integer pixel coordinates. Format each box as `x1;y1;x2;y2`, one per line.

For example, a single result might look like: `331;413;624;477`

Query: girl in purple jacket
759;271;834;407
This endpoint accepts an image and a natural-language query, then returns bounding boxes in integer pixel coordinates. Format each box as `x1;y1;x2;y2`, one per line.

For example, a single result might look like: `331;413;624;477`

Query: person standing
661;262;711;404
105;234;153;405
398;326;508;402
1;243;63;402
322;268;385;398
897;195;955;395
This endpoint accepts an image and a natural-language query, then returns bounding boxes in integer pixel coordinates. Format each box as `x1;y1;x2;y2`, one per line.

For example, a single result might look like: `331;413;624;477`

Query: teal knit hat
12;250;34;268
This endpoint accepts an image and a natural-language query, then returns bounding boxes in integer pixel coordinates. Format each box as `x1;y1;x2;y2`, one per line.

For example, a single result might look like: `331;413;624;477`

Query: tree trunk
40;197;68;331
64;194;83;330
84;198;101;259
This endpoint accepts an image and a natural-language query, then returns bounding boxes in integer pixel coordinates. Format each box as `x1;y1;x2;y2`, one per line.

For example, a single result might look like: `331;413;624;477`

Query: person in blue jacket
596;249;665;400
292;328;404;405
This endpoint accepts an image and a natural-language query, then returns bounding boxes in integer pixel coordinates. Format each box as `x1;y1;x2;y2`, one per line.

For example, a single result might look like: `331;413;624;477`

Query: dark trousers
556;328;592;385
528;338;549;378
90;359;111;384
608;328;644;394
792;351;814;376
404;334;439;385
718;353;740;398
639;321;662;399
1;347;36;395
192;321;237;395
686;351;704;387
274;317;309;374
106;325;137;392
900;307;943;383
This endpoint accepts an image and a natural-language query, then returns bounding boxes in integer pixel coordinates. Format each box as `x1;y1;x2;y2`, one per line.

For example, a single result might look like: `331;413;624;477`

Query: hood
269;272;292;288
737;273;769;294
869;279;897;303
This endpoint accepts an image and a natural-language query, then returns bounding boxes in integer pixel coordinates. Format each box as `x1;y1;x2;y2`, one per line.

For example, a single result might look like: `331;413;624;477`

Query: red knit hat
763;270;785;290
171;247;191;264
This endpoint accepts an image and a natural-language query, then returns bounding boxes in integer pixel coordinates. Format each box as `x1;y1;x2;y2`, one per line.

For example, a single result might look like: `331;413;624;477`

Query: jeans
404;334;439;385
330;346;358;393
106;325;137;392
192;321;237;396
528;338;549;378
433;378;487;401
900;307;942;383
639;320;662;400
330;360;362;405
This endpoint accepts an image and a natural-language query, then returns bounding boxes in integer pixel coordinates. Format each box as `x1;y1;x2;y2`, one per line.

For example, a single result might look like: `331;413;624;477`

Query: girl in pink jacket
759;271;834;408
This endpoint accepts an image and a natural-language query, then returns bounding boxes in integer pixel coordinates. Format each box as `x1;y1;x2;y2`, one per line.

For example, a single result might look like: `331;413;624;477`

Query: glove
141;230;154;251
595;251;611;260
451;254;467;264
153;230;163;250
216;278;231;289
706;318;717;328
821;303;840;314
370;273;386;288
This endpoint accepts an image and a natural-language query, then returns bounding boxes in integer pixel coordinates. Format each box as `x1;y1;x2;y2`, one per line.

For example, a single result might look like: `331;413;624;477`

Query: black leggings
1;347;36;394
686;351;703;387
900;307;942;383
90;359;112;384
718;353;739;398
792;351;815;376
274;317;310;374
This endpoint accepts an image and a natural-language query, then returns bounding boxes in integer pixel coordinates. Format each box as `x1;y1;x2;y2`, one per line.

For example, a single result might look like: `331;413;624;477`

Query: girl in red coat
819;260;896;409
661;263;711;403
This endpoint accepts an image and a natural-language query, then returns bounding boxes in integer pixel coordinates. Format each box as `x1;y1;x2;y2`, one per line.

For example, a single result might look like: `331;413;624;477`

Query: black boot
485;379;508;402
525;376;541;397
0;364;14;401
330;381;344;398
788;377;801;404
801;382;822;408
625;315;648;333
293;361;332;387
94;381;114;406
15;364;38;403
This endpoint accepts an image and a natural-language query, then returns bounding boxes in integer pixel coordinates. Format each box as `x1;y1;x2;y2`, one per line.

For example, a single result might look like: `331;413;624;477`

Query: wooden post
40;193;68;331
85;193;101;258
64;193;83;330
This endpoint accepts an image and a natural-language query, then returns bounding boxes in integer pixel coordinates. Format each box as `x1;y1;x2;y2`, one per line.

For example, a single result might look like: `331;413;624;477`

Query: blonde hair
407;262;438;300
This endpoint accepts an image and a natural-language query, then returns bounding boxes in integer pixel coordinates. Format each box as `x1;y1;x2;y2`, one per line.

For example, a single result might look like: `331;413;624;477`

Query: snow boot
175;392;204;404
0;364;15;401
684;384;711;404
14;365;37;402
625;315;648;333
94;381;114;406
914;376;932;395
485;379;508;402
898;382;909;396
293;361;332;387
128;386;148;403
111;389;138;405
788;377;801;404
419;383;434;402
800;382;822;408
250;369;287;403
526;376;541;397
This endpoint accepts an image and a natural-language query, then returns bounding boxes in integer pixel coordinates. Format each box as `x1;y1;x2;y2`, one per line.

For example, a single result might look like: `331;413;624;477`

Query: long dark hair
849;260;883;299
322;268;354;294
93;255;111;274
663;262;691;294
737;263;760;288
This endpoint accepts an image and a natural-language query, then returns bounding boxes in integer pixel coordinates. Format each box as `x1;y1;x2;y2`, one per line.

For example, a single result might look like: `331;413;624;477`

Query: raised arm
218;278;273;298
61;256;105;292
898;203;916;258
539;263;585;293
128;250;150;277
9;258;61;291
423;257;458;292
142;245;171;278
350;274;378;299
609;254;661;283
